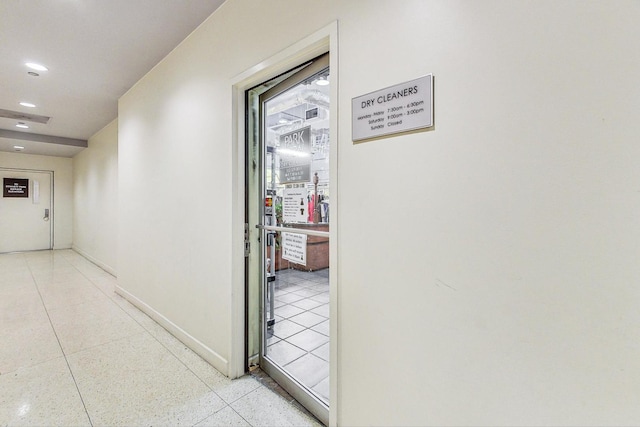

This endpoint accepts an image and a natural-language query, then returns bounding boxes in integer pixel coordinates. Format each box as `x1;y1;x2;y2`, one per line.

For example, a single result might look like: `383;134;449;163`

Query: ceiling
0;0;226;158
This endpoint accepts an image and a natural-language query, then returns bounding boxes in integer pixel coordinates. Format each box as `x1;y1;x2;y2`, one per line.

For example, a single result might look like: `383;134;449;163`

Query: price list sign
352;74;433;141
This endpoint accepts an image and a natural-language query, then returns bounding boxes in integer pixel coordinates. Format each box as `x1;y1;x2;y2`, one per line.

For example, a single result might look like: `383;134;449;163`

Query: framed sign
3;178;29;198
352;74;433;141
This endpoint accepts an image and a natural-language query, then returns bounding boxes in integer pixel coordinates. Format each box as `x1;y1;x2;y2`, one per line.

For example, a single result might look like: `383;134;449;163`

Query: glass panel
263;66;330;405
247;63;310;363
263;67;330;229
265;230;330;403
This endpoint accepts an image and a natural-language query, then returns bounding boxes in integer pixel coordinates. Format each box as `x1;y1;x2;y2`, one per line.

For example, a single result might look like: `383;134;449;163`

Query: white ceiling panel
0;0;226;158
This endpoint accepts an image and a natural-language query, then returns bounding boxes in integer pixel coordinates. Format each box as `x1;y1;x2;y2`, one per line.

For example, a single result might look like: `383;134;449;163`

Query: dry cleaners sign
352;74;433;141
3;178;29;198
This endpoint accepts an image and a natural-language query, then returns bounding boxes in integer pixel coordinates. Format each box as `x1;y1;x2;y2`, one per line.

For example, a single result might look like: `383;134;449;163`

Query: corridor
0;250;320;426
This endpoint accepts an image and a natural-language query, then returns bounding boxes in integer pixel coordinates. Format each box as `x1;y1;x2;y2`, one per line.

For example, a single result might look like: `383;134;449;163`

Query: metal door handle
256;224;329;237
43;208;49;221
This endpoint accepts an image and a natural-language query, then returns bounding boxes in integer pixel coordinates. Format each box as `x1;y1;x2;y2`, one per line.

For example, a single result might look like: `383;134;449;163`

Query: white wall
73;119;118;275
0;151;73;249
118;1;640;425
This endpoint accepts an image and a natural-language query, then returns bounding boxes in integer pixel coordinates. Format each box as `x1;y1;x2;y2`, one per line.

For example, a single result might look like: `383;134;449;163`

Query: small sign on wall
33;180;40;204
3;178;29;198
352;74;433;141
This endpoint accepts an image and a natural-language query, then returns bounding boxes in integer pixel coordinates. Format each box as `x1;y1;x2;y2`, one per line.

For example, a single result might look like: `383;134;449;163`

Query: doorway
0;168;53;253
246;53;330;424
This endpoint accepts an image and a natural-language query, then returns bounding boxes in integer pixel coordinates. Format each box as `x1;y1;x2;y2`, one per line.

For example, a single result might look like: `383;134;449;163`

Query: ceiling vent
0;108;51;124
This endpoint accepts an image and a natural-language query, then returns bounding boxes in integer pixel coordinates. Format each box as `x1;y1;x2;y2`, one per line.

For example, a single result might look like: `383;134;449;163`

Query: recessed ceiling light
25;62;48;72
14;145;25;150
16;123;29;129
20;102;36;108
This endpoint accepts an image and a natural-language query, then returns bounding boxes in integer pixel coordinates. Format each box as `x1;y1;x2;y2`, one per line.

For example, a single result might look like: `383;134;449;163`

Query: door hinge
244;223;250;257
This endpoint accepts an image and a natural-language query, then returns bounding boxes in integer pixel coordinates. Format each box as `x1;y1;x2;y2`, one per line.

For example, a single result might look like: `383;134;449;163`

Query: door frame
230;21;338;426
0;167;54;253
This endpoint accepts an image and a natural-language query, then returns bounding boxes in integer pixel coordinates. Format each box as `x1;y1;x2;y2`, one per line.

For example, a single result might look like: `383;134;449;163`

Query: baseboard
72;245;117;277
115;284;229;376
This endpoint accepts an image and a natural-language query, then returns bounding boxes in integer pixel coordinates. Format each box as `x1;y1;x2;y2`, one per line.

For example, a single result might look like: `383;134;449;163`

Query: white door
0;169;53;253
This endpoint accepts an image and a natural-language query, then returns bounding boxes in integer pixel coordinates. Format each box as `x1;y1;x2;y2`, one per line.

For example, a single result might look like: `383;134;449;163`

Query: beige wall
0;151;73;249
72;119;118;275
118;1;640;425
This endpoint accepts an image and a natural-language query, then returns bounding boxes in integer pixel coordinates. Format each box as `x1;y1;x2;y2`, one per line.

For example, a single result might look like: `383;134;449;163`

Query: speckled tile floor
0;250;321;427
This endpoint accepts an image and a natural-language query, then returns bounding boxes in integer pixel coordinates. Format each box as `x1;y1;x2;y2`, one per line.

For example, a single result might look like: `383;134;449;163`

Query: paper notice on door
283;187;307;223
282;232;307;266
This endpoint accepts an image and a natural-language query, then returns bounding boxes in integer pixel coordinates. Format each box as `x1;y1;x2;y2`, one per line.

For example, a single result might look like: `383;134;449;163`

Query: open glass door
248;53;330;424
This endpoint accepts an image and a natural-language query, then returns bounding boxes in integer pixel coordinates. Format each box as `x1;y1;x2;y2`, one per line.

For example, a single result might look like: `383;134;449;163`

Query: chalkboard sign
3;178;29;198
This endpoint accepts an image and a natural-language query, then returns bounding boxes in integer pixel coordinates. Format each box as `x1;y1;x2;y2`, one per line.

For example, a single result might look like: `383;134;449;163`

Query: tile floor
267;268;329;403
0;249;322;427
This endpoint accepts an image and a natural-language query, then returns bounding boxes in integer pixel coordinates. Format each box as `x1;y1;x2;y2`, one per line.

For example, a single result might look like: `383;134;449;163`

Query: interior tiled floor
267;268;329;403
0;249;322;427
